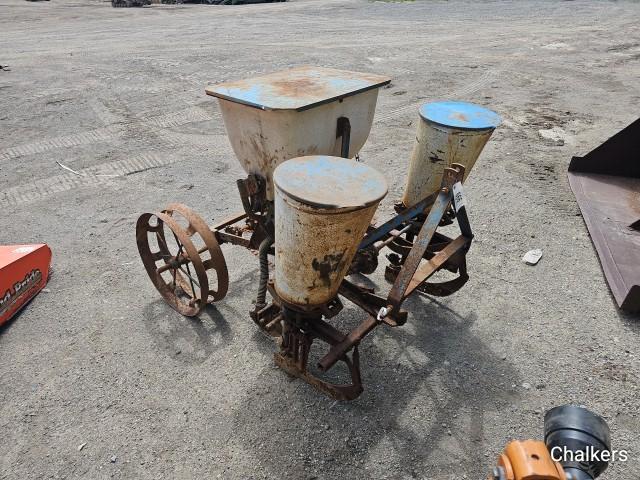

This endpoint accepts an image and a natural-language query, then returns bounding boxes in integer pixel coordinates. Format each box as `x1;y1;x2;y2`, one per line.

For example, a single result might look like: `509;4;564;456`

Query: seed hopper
136;66;500;400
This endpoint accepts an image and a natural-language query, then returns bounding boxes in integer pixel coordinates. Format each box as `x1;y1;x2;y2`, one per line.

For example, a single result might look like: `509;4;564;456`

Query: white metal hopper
205;66;391;199
402;101;501;207
273;156;388;307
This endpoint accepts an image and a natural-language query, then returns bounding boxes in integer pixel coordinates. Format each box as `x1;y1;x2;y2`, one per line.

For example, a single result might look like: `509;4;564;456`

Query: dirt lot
1;0;639;478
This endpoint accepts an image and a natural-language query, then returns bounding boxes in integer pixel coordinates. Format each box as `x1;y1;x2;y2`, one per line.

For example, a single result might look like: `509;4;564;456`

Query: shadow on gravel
229;293;520;479
618;309;640;328
142;299;232;364
0;306;25;337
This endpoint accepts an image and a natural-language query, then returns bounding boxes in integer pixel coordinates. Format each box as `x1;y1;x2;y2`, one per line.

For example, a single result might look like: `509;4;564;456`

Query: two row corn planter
136;67;501;400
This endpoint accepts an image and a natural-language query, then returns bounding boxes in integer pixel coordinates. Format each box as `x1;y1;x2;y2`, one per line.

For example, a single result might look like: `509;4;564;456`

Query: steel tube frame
199;163;472;399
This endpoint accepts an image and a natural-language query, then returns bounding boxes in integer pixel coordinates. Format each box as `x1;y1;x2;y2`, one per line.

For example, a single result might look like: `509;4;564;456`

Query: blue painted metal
357;191;438;250
205;66;390;112
273;155;388;209
419;101;501;131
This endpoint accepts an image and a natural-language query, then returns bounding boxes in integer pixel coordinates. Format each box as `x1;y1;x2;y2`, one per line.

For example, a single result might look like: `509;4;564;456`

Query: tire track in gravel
0;151;166;208
0;105;216;162
0;136;229;208
374;57;517;124
0;125;124;162
0;94;226;208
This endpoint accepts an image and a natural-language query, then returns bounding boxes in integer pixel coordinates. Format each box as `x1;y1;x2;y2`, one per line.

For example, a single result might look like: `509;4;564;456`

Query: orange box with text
0;244;51;326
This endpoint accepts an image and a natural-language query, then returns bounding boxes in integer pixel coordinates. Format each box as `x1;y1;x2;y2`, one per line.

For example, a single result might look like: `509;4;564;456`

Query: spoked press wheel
136;203;229;316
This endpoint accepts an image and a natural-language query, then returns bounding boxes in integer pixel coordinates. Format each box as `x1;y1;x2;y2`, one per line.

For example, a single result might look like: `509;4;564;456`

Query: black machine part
564;468;598;480
544;405;612;479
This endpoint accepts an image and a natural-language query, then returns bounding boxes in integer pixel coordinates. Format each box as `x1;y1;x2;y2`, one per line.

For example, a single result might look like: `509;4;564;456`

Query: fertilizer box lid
205;66;391;112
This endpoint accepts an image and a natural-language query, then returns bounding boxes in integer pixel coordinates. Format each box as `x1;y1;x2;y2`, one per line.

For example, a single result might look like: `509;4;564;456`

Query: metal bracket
386;165;465;309
316;165;472;374
336;116;351;158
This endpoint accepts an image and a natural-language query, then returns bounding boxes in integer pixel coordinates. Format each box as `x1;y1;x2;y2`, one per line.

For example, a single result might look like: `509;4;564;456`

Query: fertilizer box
0;244;51;327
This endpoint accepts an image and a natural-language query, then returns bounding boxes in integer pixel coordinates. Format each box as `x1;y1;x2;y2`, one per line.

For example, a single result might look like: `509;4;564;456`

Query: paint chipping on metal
206;66;390;112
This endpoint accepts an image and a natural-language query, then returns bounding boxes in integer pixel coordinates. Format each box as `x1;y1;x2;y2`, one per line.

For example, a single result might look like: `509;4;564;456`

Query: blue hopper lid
419;101;501;131
273;156;388;210
206;67;391;112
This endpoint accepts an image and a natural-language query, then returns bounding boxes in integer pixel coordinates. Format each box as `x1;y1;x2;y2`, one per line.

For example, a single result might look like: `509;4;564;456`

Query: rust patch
451;112;469;123
206;66;390;111
312;252;345;287
269;78;329;100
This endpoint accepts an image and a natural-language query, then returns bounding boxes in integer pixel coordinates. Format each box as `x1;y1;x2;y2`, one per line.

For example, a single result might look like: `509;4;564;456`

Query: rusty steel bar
387;184;453;308
215;231;251;248
386;231;457;264
156;253;189;274
317;232;464;374
310;317;347;345
317;315;378;372
358;190;439;250
374;223;412;252
404;235;469;297
339;279;405;326
210;212;247;231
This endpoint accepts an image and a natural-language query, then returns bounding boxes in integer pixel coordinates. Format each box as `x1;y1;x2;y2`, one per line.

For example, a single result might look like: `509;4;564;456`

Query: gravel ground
1;0;639;478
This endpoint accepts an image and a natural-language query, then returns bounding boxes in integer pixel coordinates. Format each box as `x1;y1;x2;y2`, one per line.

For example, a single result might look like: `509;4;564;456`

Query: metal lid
419;101;501;131
205;66;390;112
274;156;388;210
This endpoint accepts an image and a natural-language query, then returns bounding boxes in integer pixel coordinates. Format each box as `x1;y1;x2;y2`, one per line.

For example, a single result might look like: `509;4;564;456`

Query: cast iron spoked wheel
136;204;229;316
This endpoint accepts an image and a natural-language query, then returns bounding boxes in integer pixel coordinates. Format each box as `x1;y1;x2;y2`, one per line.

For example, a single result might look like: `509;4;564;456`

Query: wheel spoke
155;231;171;255
150;251;165;261
155;223;198;298
177;265;200;289
172;230;196;298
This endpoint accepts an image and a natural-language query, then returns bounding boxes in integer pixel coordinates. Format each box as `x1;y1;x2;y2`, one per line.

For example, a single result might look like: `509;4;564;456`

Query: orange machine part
0;244;51;326
497;440;566;480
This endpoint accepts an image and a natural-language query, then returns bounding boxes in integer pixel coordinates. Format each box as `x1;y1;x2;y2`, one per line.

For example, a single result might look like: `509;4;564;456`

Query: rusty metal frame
139;161;474;400
211;165;470;398
315;165;471;375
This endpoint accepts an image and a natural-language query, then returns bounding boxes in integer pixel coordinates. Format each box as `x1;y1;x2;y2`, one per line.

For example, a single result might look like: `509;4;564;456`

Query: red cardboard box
0;244;52;326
